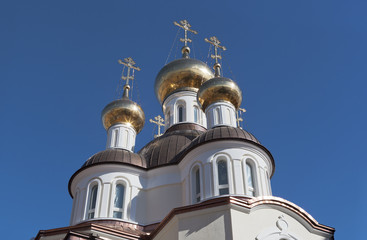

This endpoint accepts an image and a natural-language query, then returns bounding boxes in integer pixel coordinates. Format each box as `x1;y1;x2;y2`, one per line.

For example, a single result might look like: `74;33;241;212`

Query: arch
193;106;199;123
85;179;102;220
212;153;233;196
165;108;171;127
214;107;221;125
113;129;119;147
190;163;204;203
110;178;130;220
176;100;186;123
243;158;259;197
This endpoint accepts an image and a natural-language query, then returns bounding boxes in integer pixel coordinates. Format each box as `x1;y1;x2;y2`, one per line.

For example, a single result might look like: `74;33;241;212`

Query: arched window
226;108;232;125
114;129;119;147
214;108;221;125
192;166;201;203
113;184;125;218
178;106;184;122
194;106;199;123
217;160;229;195
86;185;98;219
246;162;255;196
166;110;170;126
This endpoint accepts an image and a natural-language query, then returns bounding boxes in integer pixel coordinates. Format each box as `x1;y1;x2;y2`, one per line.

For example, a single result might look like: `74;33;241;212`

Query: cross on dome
174;20;197;58
174;20;198;47
236;107;246;129
118;57;141;98
149;115;165;138
205;36;227;77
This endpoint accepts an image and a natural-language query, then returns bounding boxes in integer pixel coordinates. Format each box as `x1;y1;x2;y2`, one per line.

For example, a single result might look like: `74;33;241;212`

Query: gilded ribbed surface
101;98;145;133
155;58;214;104
197;77;242;111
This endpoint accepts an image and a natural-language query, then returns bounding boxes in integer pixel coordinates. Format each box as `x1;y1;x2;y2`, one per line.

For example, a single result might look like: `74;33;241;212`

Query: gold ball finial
197;77;242;112
101;98;145;133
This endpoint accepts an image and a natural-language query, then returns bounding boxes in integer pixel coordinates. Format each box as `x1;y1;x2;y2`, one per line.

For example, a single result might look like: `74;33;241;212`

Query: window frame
212;154;233;196
109;178;130;220
243;158;259;197
85;179;102;220
190;164;203;204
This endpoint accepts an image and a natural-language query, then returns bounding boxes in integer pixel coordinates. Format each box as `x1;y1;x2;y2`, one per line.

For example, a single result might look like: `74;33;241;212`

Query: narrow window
166;110;170;126
124;129;129;148
114;129;119;147
192;167;201;203
217;160;229;195
215;108;221;125
246;163;255;196
178;106;184;122
113;184;125;218
194;106;199;123
226;108;231;125
87;185;98;219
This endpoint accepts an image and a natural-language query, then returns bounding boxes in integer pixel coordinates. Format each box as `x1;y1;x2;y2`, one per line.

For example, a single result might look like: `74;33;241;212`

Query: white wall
153;204;333;240
205;101;237;129
106;123;136;151
162;91;207;130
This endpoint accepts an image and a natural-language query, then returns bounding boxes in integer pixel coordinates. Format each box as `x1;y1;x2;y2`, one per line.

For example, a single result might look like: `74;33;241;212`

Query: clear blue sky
1;0;366;239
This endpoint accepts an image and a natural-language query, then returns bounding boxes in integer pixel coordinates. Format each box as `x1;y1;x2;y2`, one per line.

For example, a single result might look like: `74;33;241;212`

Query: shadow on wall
182;208;233;239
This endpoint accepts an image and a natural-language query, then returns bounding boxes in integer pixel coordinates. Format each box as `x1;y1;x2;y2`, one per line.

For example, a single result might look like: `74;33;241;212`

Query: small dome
101;98;145;133
138;123;205;167
155;58;214;104
82;148;147;168
197;77;242;112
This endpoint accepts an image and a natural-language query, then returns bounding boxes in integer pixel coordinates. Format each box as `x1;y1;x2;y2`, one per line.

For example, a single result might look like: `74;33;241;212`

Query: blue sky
1;0;366;239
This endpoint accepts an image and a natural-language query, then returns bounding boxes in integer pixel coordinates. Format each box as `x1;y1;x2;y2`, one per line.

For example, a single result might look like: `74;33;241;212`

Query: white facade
69;140;273;226
106;123;137;151
205;101;237;129
153;202;333;240
162;91;207;130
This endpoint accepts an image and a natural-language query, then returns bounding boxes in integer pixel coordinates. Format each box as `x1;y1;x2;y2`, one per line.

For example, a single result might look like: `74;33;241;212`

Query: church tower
35;20;335;240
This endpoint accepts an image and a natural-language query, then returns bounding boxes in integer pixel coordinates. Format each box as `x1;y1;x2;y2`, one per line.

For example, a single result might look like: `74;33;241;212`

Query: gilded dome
155;58;214;104
101;98;145;133
197;77;242;112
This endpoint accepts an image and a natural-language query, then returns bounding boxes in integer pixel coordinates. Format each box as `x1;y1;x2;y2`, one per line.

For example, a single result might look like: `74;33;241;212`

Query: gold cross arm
174;20;198;34
205;36;227;50
118;57;141;71
118;57;141;89
205;36;227;64
174;20;197;47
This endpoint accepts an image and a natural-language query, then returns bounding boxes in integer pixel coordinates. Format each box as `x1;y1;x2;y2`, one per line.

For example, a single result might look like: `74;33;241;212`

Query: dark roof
83;148;147;168
138;123;205;168
190;126;260;145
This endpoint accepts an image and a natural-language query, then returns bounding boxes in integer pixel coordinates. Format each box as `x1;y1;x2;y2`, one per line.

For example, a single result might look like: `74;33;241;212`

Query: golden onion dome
155;58;214;104
197;77;242;112
101;97;145;133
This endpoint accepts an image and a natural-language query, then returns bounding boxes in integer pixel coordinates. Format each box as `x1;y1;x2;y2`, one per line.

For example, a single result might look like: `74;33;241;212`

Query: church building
35;20;335;240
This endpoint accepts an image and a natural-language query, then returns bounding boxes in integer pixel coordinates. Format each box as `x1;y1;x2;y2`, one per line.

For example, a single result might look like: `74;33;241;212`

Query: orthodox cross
149;115;165;138
236;107;246;129
204;36;227;64
118;57;141;98
174;20;198;47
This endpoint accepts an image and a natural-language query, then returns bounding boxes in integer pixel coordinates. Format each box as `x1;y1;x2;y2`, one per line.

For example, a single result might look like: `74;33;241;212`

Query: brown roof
138;123;205;168
83;149;147;168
